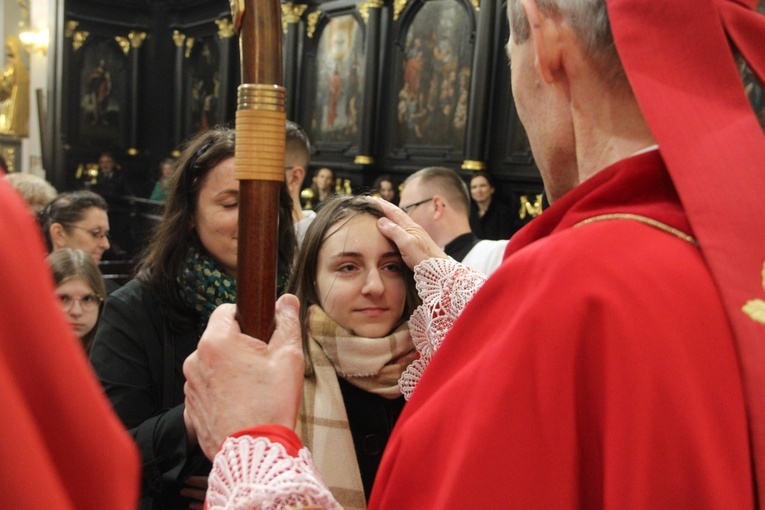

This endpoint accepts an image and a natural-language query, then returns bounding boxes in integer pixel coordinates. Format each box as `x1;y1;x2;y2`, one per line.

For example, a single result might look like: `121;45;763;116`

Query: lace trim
399;258;487;399
207;435;342;510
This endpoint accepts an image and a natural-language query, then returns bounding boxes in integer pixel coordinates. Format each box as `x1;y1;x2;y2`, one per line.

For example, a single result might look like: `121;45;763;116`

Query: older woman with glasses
47;248;106;352
89;126;297;509
41;190;111;262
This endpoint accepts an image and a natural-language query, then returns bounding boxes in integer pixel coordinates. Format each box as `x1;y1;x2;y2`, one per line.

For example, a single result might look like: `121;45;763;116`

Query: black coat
89;278;211;510
338;378;405;499
469;198;514;240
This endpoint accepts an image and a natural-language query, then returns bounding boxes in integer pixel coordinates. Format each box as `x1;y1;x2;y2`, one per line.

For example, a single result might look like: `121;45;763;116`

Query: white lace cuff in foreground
207;435;342;510
399;258;487;399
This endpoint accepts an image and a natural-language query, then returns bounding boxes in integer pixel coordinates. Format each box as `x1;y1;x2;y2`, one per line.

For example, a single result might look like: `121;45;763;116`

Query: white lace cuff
399;258;487;399
207;435;342;510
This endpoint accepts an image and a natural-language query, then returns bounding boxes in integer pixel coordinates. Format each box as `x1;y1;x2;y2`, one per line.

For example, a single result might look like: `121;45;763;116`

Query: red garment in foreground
0;180;140;508
370;151;754;508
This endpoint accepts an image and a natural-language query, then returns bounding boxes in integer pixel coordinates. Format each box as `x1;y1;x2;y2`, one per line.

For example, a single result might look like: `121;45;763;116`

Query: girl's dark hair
47;248;107;352
287;195;420;374
40;190;108;252
138;127;296;329
469;171;496;188
373;174;401;205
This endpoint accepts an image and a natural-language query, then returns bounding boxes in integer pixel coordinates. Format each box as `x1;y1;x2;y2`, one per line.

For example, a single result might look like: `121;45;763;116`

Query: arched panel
391;0;476;155
304;11;366;149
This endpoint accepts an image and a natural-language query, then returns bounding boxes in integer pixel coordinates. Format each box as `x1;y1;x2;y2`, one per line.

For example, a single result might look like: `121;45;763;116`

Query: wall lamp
19;28;49;56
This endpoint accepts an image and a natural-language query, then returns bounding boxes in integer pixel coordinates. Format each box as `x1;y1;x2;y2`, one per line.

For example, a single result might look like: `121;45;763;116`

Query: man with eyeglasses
399;166;508;275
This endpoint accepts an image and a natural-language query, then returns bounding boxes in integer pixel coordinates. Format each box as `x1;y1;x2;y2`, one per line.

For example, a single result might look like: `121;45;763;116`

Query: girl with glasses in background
47;248;106;352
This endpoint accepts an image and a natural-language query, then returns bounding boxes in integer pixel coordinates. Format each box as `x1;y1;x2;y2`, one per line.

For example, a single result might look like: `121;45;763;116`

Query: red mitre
607;0;765;504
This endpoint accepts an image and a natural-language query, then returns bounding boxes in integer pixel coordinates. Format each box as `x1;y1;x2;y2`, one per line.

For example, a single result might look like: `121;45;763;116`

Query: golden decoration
230;0;245;33
281;4;308;34
172;30;185;48
461;159;486;171
574;213;697;246
300;187;315;210
518;194;543;220
359;0;382;23
306;11;322;39
354;155;374;165
171;150;181;157
470;0;480;11
743;262;765;324
115;36;131;56
216;18;235;39
127;148;138;156
65;21;79;39
72;31;89;51
393;0;408;21
185;37;195;58
128;31;147;48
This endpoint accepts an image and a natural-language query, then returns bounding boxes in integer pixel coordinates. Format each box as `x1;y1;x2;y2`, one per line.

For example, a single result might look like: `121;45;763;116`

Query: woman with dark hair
40;190;111;261
372;174;401;206
468;171;513;240
47;248;107;352
287;195;419;509
89;127;296;509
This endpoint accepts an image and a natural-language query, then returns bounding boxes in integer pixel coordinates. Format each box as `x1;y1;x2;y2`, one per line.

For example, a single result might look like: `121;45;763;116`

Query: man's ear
287;166;306;191
521;0;562;84
49;223;68;248
432;196;446;220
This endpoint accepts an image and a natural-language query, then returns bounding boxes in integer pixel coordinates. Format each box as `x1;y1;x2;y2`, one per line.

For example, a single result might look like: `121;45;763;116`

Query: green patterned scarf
177;247;236;330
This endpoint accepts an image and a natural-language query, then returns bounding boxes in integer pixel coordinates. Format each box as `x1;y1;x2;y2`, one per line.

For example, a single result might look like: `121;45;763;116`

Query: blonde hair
4;173;58;214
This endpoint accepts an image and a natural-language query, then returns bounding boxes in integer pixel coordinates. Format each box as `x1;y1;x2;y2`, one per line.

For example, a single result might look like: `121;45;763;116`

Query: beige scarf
296;305;415;510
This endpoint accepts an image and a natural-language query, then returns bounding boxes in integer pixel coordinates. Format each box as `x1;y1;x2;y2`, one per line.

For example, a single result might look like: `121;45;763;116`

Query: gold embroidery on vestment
742;262;765;324
574;213;698;246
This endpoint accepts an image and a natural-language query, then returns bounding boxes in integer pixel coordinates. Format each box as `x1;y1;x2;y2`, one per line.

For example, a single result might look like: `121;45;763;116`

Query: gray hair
508;0;626;88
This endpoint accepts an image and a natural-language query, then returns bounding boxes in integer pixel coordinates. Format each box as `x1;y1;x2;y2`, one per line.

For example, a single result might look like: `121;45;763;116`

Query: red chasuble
369;150;754;508
0;180;140;508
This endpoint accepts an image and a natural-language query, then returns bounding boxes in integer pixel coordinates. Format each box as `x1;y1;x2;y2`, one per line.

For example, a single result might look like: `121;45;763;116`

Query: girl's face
379;180;395;202
315;213;407;338
193;157;239;278
55;277;101;339
470;175;494;203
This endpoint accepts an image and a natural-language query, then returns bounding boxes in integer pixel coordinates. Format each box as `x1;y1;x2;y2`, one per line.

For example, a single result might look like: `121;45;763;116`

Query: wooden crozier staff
231;0;286;339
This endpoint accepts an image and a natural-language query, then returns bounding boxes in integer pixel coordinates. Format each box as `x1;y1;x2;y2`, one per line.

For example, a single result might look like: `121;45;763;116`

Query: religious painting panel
74;38;128;149
394;0;473;150
306;12;365;146
186;36;222;136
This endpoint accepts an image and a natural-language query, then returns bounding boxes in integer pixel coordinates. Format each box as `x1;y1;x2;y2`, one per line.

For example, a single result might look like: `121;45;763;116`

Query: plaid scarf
297;305;415;509
177;247;236;331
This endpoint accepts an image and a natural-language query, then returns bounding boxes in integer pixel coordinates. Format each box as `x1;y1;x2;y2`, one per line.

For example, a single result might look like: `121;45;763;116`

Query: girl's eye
222;202;239;209
337;263;357;272
82;295;100;305
383;263;403;273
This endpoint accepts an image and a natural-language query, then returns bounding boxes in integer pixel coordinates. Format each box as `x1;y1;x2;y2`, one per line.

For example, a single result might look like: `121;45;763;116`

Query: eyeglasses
57;293;103;312
400;197;433;214
67;225;110;240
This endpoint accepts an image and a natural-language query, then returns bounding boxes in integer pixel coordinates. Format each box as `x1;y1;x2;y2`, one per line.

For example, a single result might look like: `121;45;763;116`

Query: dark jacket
469;198;514;240
89;278;211;510
338;378;405;499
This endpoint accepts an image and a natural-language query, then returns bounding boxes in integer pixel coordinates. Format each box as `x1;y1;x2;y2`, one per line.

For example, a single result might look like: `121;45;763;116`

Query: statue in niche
0;36;30;136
